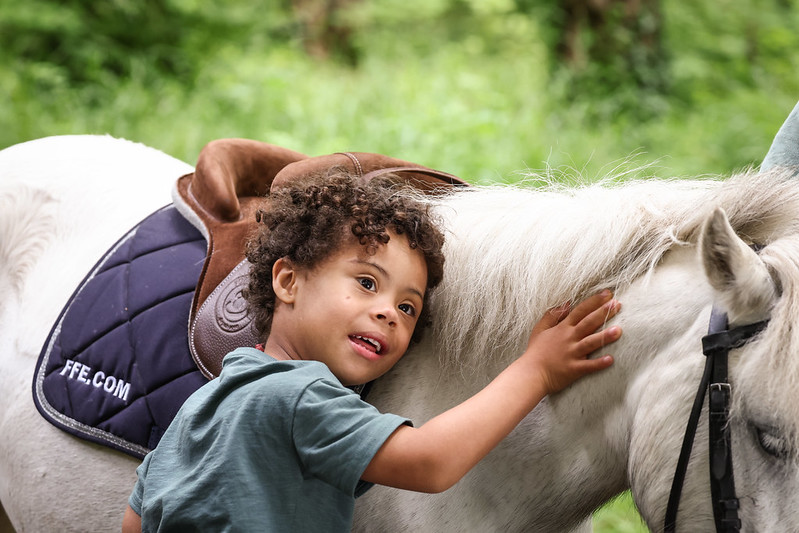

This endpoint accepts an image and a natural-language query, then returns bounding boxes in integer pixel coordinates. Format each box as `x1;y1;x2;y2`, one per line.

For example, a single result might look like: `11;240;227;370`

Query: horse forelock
429;168;799;374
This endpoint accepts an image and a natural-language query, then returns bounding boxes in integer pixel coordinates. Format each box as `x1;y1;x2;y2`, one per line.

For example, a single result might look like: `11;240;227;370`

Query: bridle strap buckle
709;383;731;419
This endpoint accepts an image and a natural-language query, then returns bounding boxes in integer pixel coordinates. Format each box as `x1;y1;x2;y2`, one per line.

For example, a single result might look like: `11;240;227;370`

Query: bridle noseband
664;305;769;533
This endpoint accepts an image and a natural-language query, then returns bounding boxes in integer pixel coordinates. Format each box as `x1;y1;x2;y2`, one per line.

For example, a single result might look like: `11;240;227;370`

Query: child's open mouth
349;335;383;355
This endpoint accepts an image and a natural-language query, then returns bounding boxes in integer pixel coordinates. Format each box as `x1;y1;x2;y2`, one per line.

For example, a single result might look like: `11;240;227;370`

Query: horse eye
755;426;790;460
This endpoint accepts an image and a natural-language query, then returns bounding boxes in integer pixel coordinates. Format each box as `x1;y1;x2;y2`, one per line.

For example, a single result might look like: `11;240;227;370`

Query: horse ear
700;208;777;325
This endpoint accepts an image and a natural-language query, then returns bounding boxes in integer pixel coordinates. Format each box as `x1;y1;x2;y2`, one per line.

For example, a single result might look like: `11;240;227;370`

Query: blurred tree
291;0;361;65
0;0;277;89
556;0;664;81
517;0;668;118
562;0;667;116
665;0;799;103
2;0;185;83
5;0;797;128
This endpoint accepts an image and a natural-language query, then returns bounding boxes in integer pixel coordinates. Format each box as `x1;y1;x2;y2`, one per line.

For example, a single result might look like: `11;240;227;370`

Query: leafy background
3;0;799;530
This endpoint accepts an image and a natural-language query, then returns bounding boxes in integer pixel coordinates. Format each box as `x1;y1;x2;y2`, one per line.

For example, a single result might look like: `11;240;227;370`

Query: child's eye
358;277;376;291
398;303;416;317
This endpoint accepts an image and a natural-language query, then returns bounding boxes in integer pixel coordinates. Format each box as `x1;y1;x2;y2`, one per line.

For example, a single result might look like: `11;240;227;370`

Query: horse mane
429;168;799;373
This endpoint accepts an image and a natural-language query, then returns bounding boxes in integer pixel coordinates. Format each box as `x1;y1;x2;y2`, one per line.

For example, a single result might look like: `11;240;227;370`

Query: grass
3;42;796;184
594;492;650;532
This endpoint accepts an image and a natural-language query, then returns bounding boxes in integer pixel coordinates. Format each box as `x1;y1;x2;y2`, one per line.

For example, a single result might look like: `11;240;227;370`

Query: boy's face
267;232;428;386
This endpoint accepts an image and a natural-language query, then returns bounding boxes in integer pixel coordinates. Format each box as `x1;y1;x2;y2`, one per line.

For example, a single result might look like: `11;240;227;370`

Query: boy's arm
122;505;142;533
361;290;621;493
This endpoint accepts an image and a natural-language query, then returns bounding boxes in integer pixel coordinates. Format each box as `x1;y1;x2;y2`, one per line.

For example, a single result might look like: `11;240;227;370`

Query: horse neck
515;245;716;522
360;246;712;532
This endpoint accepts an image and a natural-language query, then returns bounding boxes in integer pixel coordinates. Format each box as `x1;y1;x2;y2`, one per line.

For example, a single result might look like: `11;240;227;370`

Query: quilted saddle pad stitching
33;204;210;459
42;292;201;426
44;231;204;359
33;224;151;457
52;287;199;369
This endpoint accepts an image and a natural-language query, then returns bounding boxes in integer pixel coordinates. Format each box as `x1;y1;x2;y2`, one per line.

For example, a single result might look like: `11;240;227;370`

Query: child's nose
374;305;398;326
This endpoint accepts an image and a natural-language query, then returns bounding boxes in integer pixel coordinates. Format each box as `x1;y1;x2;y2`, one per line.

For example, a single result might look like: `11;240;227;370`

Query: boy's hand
523;290;621;394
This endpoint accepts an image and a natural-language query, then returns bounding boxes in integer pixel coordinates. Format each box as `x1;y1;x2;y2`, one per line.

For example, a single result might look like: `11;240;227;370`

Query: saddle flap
190;259;259;378
175;140;308;378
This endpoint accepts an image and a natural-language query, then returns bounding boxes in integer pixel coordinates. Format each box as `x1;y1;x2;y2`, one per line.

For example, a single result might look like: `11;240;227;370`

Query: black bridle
664;306;769;532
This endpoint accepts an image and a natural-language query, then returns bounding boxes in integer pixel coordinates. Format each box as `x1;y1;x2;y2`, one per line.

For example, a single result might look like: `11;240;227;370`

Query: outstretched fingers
562;289;614;325
532;301;572;334
573;352;615;378
575;296;621;337
569;292;621;375
523;290;622;394
571;291;621;349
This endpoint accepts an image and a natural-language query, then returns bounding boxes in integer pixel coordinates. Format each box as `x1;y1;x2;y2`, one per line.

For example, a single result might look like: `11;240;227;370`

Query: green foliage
666;0;799;104
3;0;797;182
3;0;185;85
0;0;296;88
594;492;649;533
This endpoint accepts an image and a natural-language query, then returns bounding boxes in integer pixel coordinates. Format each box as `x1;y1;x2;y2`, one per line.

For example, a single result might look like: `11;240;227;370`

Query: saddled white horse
2;133;799;532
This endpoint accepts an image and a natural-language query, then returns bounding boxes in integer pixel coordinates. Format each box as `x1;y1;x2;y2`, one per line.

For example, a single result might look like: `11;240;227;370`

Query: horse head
698;206;799;531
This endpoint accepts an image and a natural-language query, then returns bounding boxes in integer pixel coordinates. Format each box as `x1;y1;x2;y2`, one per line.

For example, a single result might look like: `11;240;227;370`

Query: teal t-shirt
129;347;409;532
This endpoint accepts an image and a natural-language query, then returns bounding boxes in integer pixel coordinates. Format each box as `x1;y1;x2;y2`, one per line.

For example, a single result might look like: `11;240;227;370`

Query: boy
123;169;621;532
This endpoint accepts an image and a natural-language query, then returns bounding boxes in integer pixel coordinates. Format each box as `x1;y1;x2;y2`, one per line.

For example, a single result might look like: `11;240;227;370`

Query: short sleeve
292;378;409;495
128;452;152;515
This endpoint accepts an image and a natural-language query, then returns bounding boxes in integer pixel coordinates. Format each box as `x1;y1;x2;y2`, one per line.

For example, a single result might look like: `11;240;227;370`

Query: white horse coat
2;136;799;532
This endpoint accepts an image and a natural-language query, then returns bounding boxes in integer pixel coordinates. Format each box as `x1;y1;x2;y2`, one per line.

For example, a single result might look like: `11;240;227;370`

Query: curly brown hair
245;167;445;342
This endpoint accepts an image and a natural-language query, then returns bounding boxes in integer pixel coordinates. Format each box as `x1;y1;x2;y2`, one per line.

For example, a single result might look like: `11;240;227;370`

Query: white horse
2;135;799;533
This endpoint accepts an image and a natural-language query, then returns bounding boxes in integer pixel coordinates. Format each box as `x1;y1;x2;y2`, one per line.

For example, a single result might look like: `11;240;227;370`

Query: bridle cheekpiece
664;305;769;532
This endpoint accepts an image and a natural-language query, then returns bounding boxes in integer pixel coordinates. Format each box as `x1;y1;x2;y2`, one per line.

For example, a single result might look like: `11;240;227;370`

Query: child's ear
272;258;299;304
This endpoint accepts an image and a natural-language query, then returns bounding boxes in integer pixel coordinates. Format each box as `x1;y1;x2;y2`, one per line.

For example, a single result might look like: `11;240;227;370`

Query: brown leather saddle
173;138;468;378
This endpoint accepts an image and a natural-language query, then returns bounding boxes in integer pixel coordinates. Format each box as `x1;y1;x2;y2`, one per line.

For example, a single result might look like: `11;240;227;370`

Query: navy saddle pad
33;205;210;459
